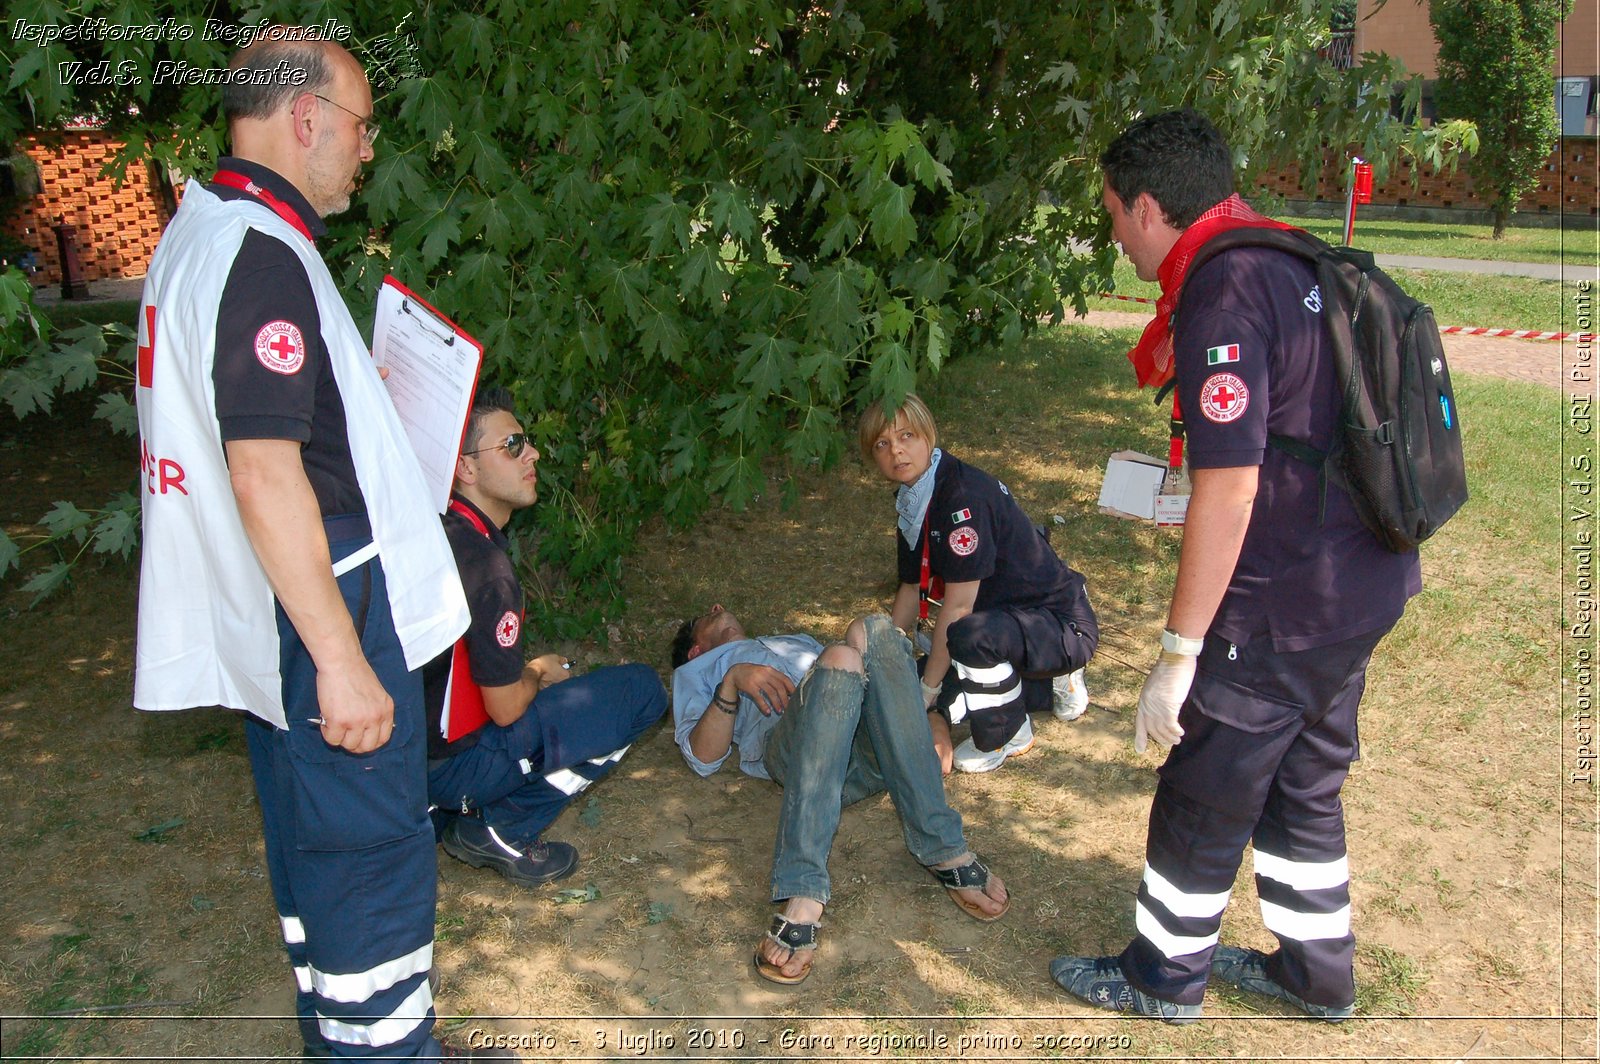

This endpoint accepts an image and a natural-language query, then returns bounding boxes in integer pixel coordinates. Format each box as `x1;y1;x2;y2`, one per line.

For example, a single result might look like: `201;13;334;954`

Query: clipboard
372;276;484;513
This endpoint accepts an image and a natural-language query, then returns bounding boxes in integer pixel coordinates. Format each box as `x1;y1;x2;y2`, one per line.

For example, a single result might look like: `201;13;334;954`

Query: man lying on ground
669;606;1009;984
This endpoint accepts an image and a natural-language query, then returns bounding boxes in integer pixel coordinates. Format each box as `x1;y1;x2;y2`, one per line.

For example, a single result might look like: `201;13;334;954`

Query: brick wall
3;130;176;288
1255;138;1598;217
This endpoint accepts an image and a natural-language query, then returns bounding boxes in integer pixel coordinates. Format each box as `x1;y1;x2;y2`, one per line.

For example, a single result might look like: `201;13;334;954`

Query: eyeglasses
464;432;531;459
312;93;380;146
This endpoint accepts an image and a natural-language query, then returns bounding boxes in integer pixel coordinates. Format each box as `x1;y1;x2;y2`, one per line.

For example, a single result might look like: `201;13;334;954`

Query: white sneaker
1051;669;1089;721
953;716;1035;773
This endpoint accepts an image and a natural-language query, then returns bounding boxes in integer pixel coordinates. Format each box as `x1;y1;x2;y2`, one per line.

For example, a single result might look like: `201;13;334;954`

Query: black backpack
1176;227;1469;553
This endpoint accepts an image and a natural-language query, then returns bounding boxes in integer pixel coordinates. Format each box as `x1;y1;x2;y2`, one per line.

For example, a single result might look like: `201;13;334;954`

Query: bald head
223;33;374;219
223;37;335;122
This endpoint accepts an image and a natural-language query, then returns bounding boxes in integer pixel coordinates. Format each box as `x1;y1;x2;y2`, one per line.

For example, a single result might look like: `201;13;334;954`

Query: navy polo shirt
1175;246;1420;651
421;494;527;759
896;452;1083;614
209;157;364;517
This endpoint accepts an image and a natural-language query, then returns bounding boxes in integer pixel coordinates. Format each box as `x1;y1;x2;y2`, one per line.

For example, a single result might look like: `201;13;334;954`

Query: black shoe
441;818;578;887
1209;945;1354;1021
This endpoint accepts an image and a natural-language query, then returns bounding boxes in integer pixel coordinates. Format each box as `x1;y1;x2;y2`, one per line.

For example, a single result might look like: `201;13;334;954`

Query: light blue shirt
671;634;822;778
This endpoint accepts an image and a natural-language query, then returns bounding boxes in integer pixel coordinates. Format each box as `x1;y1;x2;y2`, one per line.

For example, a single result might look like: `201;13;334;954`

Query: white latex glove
1135;650;1196;752
921;680;943;710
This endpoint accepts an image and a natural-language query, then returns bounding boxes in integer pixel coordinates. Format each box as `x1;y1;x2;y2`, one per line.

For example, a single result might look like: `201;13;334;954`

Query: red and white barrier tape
1436;325;1577;341
1092;293;1579;341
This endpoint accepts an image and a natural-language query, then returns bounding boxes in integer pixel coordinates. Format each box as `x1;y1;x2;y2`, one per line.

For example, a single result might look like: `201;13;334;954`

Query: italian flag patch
1206;343;1241;365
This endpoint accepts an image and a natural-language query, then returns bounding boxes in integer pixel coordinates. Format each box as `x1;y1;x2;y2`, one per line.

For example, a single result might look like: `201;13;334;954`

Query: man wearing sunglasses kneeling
423;388;667;886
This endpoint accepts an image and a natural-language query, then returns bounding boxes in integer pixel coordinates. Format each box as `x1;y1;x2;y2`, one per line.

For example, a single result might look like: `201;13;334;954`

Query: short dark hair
1100;109;1235;230
222;38;333;122
669;617;697;670
463;386;516;454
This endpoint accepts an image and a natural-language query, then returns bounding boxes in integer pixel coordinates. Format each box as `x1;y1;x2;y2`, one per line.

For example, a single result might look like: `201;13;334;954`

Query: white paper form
372;276;484;513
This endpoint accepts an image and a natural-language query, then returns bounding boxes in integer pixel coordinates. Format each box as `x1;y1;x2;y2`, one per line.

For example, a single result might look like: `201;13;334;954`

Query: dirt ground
0;320;1593;1063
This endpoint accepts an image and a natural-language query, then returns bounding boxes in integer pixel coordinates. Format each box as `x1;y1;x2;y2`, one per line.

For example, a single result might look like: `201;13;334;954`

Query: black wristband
712;691;739;715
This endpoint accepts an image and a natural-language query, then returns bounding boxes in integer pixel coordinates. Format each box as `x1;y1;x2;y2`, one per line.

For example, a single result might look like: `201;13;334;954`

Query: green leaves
0;530;18;579
867;181;917;256
552;884;601;905
133;817;185;843
40;502;92;544
0;0;1453;628
806;266;863;348
736;332;799;400
1431;0;1564;233
364;152;428;224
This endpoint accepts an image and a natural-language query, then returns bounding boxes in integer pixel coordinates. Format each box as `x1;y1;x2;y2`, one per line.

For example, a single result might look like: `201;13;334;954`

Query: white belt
331;541;380;578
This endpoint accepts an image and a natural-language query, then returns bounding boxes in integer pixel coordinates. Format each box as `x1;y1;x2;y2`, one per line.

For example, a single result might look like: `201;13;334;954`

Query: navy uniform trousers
1119;622;1392;1009
427;663;666;847
942;591;1099;751
245;517;441;1060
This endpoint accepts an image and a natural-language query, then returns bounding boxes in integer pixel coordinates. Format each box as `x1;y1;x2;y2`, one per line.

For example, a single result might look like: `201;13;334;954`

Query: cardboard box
1097;451;1167;521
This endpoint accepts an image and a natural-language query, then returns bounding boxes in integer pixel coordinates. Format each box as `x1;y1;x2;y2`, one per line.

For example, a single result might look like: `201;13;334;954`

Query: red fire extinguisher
1343;159;1373;247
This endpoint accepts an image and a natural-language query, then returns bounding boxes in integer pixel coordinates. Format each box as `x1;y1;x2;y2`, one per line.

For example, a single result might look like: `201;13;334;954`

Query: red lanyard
1168;393;1185;472
448;498;491;539
211;169;315;241
918;520;944;621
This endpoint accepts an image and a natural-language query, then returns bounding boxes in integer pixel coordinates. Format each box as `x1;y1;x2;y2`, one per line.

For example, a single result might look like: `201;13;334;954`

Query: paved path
1373;253;1594;284
1066;310;1575;392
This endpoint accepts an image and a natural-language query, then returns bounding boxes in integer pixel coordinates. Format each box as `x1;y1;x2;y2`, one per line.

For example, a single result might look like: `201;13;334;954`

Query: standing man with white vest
133;32;514;1061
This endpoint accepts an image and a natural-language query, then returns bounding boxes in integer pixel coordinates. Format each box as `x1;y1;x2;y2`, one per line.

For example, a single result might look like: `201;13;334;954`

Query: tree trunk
1492;202;1509;239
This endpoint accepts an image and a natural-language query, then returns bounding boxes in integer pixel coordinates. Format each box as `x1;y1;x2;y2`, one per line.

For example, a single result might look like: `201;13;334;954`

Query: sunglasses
463;432;531;458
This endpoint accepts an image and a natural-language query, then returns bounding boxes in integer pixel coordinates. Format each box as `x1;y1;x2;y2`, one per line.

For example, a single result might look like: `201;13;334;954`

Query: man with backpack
1049;110;1424;1023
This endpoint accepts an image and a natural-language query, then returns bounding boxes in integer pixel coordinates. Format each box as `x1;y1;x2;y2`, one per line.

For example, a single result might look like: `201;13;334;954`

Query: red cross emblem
253;320;306;375
949;525;980;556
495;610;520;648
137;304;157;387
1199;372;1250;424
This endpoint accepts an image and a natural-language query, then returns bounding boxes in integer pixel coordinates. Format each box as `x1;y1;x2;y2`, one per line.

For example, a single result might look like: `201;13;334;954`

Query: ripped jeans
762;615;968;904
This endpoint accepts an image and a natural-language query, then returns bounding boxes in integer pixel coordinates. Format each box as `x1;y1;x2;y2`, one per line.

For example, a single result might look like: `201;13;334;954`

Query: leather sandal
753;914;819;985
930;854;1010;922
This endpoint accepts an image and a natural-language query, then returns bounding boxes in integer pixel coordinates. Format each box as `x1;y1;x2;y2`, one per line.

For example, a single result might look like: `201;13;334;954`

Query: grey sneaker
1051;669;1089;721
953;715;1035;773
1049;955;1202;1024
441;818;578;887
1209;945;1353;1021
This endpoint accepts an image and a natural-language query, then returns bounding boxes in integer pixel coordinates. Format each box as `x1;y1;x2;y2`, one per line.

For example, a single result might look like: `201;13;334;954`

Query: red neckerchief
211;169;315;241
1125;194;1296;391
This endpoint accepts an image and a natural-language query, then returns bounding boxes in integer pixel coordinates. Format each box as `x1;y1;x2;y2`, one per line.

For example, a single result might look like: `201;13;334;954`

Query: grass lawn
4;315;1577;1060
1280;213;1600;268
33;297;140;332
1088;259;1582;334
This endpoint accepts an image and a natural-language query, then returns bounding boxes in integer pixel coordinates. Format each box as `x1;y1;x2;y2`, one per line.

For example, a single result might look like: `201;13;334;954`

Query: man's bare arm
921;578;980;691
686;663;795;765
891;581;921;636
1166;465;1259;638
479;653;571;727
226;438;392;754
